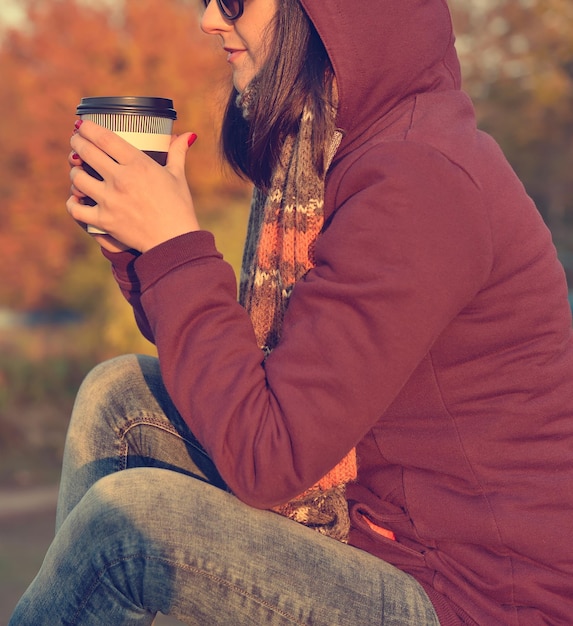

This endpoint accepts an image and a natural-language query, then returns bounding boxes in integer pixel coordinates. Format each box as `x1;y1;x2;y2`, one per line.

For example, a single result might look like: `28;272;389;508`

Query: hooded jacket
104;0;573;623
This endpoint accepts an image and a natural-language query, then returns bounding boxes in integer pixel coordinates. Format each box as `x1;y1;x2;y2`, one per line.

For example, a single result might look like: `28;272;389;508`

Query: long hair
220;0;334;191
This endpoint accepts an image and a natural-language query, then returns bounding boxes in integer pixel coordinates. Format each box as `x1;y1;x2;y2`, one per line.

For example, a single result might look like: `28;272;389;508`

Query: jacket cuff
134;231;223;292
101;247;141;290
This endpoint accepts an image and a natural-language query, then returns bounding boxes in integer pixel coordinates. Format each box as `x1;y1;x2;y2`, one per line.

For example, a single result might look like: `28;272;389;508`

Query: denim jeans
10;354;440;626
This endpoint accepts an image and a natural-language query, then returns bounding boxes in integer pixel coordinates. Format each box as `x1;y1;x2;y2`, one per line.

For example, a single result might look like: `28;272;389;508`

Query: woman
10;0;573;623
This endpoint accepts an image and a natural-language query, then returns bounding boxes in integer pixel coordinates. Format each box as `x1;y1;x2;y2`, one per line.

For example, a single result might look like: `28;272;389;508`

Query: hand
67;120;200;253
67;149;129;253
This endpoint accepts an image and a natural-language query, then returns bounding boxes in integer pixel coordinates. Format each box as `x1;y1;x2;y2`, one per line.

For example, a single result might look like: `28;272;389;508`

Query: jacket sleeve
126;143;493;509
101;247;155;343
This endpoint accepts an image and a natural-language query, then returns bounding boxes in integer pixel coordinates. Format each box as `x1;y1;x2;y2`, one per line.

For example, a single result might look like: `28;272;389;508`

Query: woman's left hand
67;120;200;253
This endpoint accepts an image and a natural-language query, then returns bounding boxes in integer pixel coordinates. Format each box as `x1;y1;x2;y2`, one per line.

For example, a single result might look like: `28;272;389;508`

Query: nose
200;0;231;35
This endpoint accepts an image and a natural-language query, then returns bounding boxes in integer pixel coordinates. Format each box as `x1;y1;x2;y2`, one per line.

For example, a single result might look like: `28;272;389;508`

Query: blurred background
0;0;572;622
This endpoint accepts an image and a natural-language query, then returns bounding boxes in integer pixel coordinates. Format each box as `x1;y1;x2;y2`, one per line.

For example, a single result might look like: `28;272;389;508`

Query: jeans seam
72;554;310;626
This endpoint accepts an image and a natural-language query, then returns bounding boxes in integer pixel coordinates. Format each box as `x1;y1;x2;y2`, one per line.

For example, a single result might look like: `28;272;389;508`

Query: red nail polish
74;119;83;130
72;152;80;160
187;133;198;147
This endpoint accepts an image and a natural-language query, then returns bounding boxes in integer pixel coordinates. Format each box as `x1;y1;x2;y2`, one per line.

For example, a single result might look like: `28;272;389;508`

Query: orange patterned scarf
238;89;356;542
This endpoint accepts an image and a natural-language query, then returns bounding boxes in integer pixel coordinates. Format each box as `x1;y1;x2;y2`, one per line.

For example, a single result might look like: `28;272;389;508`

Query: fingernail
74;119;83;130
187;133;198;147
72;152;80;160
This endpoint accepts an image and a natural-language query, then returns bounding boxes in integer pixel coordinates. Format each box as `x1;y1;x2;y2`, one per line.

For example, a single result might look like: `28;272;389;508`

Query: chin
233;79;248;93
233;70;257;94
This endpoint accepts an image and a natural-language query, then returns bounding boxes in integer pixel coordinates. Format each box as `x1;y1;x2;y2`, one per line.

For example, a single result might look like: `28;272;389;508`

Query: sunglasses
203;0;244;21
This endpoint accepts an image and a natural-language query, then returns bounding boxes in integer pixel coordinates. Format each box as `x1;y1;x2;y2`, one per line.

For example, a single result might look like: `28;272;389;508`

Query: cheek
251;33;271;71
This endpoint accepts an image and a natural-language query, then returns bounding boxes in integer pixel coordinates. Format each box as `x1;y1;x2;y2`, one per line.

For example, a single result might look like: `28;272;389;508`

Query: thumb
166;132;198;172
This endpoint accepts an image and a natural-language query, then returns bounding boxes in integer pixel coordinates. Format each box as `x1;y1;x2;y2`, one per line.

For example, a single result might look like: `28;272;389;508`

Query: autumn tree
3;0;573;314
0;0;249;313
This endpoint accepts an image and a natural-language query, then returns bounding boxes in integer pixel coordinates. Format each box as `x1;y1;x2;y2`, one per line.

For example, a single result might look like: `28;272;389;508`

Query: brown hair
220;0;334;191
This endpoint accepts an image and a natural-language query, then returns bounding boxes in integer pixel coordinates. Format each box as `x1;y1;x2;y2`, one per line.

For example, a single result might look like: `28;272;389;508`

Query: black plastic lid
76;96;177;119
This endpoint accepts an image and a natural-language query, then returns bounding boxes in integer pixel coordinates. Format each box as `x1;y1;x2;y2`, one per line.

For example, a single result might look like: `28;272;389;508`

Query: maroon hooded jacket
104;0;573;623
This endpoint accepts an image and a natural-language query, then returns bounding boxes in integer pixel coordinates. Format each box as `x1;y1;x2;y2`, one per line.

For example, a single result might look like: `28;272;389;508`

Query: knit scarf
238;83;357;542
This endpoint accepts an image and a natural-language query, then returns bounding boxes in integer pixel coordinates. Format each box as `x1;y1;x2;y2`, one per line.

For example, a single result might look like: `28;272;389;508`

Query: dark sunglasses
203;0;244;21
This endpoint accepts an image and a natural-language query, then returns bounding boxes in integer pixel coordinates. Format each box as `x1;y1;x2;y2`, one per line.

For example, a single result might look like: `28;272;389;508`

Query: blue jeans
10;354;440;625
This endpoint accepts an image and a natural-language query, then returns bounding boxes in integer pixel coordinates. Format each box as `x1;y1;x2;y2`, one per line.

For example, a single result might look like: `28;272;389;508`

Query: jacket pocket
350;502;429;566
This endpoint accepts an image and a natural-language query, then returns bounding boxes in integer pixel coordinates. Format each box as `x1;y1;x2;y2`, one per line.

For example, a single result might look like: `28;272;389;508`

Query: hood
300;0;461;144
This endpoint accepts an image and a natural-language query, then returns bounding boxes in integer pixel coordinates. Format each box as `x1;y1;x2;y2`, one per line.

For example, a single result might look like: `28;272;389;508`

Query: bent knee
79;354;144;392
68;354;162;435
77;354;161;404
85;468;178;530
60;470;163;553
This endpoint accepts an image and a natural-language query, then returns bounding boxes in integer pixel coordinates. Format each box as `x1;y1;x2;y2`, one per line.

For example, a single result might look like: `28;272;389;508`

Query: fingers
66;192;94;225
70;135;116;184
69;182;86;201
70;120;140;187
71;119;136;166
66;194;129;251
68;121;120;214
65;195;89;232
166;132;198;174
69;163;101;205
69;150;82;167
66;121;200;252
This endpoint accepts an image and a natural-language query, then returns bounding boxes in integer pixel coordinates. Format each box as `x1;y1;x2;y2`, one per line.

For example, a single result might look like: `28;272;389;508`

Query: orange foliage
3;0;572;310
0;0;249;311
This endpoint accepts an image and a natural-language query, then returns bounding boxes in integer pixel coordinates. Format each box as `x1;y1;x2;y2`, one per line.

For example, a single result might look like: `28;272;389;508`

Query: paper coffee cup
75;96;177;234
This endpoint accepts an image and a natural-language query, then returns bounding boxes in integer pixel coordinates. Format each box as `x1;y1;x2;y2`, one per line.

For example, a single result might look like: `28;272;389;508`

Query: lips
224;47;246;63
